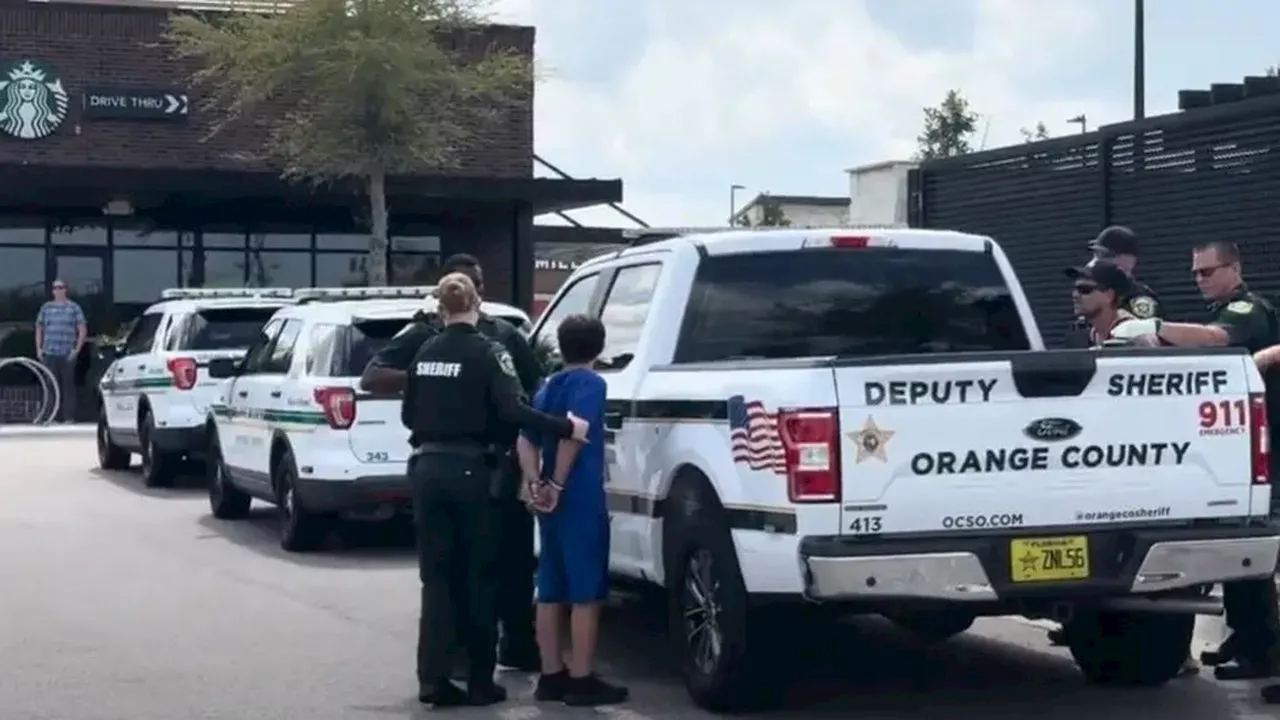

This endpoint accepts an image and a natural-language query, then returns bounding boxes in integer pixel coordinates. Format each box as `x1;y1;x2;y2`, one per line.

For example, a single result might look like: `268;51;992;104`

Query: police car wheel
274;448;330;553
96;408;129;471
664;480;777;713
206;430;251;520
139;411;179;488
1066;610;1194;686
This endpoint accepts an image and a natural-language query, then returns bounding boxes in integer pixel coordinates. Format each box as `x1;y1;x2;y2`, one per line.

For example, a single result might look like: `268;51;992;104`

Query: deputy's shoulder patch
496;350;517;377
1128;296;1156;318
1227;300;1254;314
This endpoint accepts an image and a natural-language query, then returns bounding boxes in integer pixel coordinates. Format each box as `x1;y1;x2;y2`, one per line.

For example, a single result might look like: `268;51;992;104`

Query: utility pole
729;184;745;225
1134;0;1145;119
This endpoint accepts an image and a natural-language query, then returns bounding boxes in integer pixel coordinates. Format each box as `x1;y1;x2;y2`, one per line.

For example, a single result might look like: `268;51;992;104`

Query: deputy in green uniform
1145;240;1280;682
403;272;587;706
362;253;545;672
1088;225;1160;320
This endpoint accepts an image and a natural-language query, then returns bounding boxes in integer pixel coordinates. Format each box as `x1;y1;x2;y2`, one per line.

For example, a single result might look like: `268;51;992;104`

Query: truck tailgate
835;349;1267;536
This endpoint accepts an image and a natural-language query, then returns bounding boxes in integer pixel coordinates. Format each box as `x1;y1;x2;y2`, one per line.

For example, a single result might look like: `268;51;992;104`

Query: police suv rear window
673;247;1030;363
346;318;412;376
180;308;281;351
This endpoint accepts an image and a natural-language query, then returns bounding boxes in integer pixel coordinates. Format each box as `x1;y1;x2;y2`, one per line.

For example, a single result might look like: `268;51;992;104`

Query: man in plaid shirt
35;279;87;423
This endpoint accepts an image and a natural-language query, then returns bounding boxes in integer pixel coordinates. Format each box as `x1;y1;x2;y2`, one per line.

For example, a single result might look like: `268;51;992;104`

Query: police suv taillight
166;356;198;391
777;408;840;503
1249;392;1269;484
314;386;357;430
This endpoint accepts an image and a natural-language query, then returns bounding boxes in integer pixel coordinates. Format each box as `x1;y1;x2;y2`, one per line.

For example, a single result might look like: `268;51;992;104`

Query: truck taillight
829;236;869;249
777;408;840;503
314;387;357;430
166;356;198;391
1249;392;1269;485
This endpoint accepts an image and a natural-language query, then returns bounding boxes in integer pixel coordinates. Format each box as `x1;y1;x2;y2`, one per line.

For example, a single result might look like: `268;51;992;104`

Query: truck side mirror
207;357;239;379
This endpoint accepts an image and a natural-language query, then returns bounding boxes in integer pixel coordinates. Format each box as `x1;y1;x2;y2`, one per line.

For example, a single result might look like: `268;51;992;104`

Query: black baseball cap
1065;259;1136;296
1088;225;1138;256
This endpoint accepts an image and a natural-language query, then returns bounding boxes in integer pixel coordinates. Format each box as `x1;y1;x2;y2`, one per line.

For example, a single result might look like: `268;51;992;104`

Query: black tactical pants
410;450;501;688
1223;578;1280;667
495;496;536;656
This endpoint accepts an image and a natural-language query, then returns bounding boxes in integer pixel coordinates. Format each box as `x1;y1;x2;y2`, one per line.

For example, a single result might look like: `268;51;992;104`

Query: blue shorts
536;510;609;605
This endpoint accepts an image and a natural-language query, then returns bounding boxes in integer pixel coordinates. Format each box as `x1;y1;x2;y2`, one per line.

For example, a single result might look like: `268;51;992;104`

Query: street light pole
1134;0;1145;119
730;184;745;224
1067;114;1088;134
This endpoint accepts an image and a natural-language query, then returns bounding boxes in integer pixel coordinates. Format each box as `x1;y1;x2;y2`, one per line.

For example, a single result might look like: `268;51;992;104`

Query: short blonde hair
435;272;479;315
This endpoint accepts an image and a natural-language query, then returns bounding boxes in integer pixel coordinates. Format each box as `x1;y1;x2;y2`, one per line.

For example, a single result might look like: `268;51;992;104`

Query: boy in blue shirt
516;314;628;707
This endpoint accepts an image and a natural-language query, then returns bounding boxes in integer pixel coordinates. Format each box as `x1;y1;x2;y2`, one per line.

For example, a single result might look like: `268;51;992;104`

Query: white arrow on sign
163;93;190;115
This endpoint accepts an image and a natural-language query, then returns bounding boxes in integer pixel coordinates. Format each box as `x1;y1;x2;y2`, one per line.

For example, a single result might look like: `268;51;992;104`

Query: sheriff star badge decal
850;416;894;463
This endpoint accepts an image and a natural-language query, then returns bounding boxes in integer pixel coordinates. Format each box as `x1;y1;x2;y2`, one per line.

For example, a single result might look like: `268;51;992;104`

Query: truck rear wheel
1066;610;1194;686
664;480;779;713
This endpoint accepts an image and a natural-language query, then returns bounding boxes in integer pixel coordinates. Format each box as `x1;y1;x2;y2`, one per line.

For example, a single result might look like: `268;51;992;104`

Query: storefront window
316;233;369;251
0;218;45;245
202;229;247;248
114;224;179;247
0;247;47;324
249;252;312;288
250;230;312;249
114;250;179;303
391;253;440;285
203;250;247;287
315;253;367;286
52;223;106;245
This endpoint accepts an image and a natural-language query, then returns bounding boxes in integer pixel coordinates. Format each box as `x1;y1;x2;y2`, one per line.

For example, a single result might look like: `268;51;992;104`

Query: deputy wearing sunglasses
1134;240;1280;687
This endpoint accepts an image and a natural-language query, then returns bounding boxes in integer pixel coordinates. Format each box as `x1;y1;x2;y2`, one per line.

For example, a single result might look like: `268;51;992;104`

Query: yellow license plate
1010;536;1090;582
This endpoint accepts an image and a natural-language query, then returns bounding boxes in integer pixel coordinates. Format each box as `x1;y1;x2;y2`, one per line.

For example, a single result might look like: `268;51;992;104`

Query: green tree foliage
737;195;791;227
1020;121;1050;143
914;89;979;160
1267;65;1277;77
166;0;532;285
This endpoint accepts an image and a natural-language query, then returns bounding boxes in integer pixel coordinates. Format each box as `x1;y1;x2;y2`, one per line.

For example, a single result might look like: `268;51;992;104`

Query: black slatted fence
909;94;1280;347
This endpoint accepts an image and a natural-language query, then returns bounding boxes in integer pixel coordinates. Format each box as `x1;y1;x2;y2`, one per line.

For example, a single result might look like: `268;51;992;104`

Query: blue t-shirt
523;367;606;515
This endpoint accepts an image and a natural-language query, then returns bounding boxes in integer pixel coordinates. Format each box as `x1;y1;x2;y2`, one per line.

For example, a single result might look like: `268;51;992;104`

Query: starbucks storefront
0;1;621;422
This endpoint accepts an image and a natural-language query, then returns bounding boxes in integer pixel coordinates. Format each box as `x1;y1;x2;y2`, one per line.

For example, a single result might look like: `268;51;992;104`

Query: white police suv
201;286;531;552
96;288;295;487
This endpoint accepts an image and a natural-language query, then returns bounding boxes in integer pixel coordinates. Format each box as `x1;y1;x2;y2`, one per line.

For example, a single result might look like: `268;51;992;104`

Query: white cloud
491;0;1128;228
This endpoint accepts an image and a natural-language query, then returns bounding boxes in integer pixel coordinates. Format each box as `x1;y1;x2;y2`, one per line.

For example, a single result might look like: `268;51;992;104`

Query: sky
486;0;1280;229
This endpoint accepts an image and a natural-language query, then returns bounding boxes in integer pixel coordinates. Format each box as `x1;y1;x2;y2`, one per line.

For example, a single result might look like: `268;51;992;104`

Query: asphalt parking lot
0;434;1275;719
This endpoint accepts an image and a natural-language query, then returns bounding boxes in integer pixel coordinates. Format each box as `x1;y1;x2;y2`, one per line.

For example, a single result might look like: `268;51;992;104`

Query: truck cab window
596;263;661;371
674;248;1029;364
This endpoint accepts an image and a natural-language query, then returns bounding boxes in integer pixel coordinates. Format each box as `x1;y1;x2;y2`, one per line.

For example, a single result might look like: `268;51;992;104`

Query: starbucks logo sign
0;60;68;140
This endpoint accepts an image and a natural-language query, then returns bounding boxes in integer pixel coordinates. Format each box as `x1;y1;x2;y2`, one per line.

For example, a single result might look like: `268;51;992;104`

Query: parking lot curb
0;423;96;438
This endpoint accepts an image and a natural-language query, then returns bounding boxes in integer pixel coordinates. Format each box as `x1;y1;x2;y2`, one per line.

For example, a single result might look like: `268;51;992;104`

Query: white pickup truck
526;227;1280;712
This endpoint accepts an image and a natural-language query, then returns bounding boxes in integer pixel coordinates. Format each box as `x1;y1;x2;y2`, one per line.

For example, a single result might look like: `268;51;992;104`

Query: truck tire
663;479;779;713
887;610;976;642
1066;610;1194;686
96;407;130;471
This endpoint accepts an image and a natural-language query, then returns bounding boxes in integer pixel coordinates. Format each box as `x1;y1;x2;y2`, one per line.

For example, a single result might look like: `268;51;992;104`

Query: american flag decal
727;394;785;474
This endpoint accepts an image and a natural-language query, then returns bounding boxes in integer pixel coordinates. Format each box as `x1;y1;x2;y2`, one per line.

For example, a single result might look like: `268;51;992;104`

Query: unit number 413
1199;400;1247;435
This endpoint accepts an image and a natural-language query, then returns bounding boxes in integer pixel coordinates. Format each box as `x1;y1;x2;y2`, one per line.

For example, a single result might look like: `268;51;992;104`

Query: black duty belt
413;441;490;458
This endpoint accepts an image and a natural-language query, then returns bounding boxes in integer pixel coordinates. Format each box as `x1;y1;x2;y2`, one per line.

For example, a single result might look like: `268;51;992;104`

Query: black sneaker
467;681;508;706
563;674;629;707
1261;683;1280;704
1047;627;1067;646
1213;659;1278;681
418;680;467;707
534;670;569;701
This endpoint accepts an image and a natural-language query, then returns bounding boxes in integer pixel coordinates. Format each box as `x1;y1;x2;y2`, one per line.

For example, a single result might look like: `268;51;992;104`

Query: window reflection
203;231;246;248
316;233;368;251
315;253;367;286
52;223;106;245
597;264;661;370
114;250;178;303
249;252;312;288
0;218;45;244
251;231;311;249
203;250;247;287
114;225;179;247
391;236;440;253
0;247;47;323
391;252;440;285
